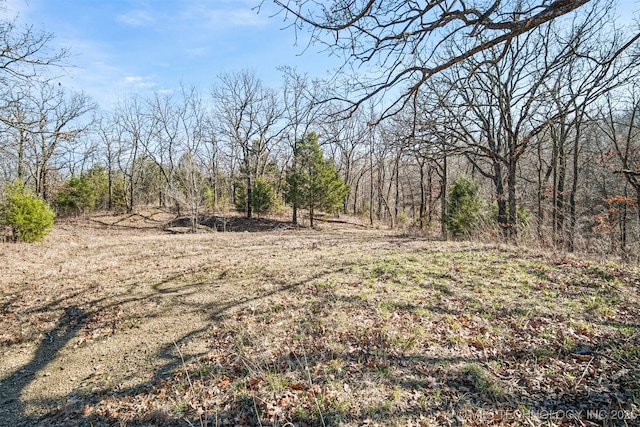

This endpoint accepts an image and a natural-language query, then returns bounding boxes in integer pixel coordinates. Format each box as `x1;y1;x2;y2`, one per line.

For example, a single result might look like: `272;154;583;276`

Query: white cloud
116;10;155;27
185;46;211;57
224;8;267;27
123;75;157;89
123;76;143;83
181;3;268;30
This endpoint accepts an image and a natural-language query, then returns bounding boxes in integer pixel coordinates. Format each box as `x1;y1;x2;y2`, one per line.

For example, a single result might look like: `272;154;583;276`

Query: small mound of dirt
164;215;301;233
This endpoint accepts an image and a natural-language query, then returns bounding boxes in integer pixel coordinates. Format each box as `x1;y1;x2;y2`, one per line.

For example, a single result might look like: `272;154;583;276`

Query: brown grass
1;211;639;426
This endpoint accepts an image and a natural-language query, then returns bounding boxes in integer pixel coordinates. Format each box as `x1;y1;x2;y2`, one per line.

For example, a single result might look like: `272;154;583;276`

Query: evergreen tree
55;166;120;216
285;133;348;227
251;177;275;217
235;177;276;217
56;175;98;215
445;176;482;237
234;183;248;214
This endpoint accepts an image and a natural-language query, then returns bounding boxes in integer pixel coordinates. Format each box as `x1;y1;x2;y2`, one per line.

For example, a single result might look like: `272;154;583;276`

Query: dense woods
1;0;640;258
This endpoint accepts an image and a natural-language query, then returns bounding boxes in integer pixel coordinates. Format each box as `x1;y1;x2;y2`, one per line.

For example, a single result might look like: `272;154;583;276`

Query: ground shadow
0;306;87;426
184;215;302;233
4;222;638;426
29;313;640;426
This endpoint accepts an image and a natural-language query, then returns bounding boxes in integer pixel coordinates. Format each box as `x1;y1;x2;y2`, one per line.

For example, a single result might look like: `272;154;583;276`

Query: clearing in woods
0;211;639;426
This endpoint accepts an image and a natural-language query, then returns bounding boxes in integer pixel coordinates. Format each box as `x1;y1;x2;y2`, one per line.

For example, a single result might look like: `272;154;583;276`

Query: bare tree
112;94;154;213
595;87;640;252
211;70;282;219
0;11;68;85
163;87;209;231
320;104;369;216
18;82;95;200
95;116;118;210
267;0;591;121
410;98;455;236
280;67;323;223
426;1;634;240
0;3;72;192
0;82;33;181
526;1;640;249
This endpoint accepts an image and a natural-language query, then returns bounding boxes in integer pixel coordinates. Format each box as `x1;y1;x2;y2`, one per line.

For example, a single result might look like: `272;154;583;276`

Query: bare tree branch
267;0;591;121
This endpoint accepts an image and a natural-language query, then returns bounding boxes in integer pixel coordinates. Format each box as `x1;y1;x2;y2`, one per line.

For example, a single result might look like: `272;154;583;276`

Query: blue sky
2;0;639;111
2;0;343;108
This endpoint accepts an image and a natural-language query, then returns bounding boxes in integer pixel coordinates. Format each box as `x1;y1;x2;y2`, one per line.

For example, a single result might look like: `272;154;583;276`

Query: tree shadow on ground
28;254;640;426
2;256;354;425
85;211;174;232
0;307;87;426
195;215;302;233
166;213;371;233
4;228;639;426
31;321;640;426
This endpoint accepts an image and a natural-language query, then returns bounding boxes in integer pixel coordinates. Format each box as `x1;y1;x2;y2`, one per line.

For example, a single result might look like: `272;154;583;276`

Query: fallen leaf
218;376;230;389
469;339;484;350
288;382;308;391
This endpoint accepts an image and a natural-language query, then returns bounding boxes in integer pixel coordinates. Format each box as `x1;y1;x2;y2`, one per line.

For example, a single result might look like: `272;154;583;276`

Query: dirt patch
1;214;639;426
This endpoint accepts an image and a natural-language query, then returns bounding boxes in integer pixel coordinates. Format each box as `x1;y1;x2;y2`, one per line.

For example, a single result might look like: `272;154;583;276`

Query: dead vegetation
1;212;639;426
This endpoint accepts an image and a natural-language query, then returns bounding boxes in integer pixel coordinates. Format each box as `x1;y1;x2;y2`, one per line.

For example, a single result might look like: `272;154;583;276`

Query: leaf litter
0;213;639;426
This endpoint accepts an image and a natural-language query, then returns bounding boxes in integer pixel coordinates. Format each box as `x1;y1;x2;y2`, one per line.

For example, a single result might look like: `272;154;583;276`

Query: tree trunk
246;173;252;219
536;138;544;240
107;161;113;210
369;143;374;226
343;158;351;215
292;152;298;224
377;161;384;221
17;133;25;180
507;156;518;240
440;147;448;239
40;165;49;201
419;160;425;228
621;188;628;256
394;156;400;228
555;138;566;247
493;161;508;237
127;175;134;213
353;176;360;216
636;187;640;247
427;166;434;227
568;126;580;252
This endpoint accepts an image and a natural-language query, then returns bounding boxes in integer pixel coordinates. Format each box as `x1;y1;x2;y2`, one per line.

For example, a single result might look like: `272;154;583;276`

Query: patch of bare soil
1;213;639;426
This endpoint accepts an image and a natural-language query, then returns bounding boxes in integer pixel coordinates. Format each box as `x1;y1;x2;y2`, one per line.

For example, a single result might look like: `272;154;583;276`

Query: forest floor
1;210;639;426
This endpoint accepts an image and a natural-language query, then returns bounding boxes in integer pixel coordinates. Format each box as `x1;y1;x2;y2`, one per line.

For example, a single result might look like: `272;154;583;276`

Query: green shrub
203;184;216;212
56;175;97;215
396;210;408;226
234;183;248;213
251;177;275;216
445;176;482;237
56;166;121;215
234;178;276;217
1;182;55;242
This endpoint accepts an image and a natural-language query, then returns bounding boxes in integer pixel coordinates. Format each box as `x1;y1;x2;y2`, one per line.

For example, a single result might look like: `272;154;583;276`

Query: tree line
1;0;640;259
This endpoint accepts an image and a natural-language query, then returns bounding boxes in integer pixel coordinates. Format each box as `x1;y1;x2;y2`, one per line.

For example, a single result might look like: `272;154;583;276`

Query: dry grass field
1;211;639;426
